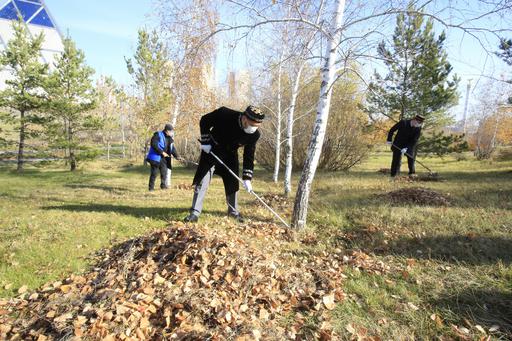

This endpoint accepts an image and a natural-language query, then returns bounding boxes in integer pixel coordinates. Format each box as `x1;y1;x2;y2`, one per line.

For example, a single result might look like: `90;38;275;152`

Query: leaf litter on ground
0;218;390;340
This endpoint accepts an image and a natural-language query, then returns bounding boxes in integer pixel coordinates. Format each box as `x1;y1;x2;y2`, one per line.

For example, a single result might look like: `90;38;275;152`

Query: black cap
244;105;265;123
413;115;425;122
164;123;174;131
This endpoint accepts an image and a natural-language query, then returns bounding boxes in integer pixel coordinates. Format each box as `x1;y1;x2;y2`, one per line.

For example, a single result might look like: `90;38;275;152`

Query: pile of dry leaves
382;187;451;206
0;221;386;340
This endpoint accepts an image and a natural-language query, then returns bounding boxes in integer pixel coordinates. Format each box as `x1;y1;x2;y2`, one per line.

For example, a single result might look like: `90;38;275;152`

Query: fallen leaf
489;325;500;332
322;293;336;310
475;325;486;334
60;285;72;293
346;323;356;335
259;308;269;321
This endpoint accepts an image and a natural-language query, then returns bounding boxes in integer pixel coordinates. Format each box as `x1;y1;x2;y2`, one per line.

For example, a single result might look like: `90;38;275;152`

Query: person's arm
387;121;401;143
199;107;225;145
170;143;179;159
242;132;260;181
150;132;165;155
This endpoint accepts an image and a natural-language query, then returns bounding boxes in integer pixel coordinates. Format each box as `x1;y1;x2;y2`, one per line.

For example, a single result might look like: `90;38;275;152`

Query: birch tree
155;0;218;127
176;0;512;228
291;0;346;228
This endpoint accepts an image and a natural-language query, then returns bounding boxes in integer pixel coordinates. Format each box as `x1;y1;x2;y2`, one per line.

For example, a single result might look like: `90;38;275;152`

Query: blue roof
14;0;40;21
0;2;19;20
28;8;53;27
0;0;55;28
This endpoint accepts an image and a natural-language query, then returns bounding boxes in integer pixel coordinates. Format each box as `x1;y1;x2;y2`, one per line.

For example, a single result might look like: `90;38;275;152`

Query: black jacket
387;120;422;151
194;107;260;194
150;131;179;168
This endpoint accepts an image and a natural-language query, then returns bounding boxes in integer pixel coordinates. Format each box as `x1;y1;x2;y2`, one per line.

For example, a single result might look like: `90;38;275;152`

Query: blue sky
45;0;155;85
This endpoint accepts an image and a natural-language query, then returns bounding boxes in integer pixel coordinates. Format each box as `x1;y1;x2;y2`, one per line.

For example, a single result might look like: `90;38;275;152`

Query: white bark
292;0;346;229
273;52;285;183
284;64;304;196
171;97;180;127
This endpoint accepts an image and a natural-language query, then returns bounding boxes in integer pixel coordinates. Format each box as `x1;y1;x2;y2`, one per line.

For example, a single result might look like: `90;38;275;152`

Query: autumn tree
94;76;123;161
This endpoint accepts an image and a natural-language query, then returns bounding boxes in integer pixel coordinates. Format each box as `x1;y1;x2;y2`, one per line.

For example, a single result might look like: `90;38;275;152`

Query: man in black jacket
146;123;180;191
184;105;265;223
387;115;424;177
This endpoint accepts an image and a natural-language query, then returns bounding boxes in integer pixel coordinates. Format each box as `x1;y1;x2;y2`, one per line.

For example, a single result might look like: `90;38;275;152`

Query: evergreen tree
497;38;512;103
46;37;98;171
125;29;173;163
0;19;48;172
497;38;512;66
364;6;459;129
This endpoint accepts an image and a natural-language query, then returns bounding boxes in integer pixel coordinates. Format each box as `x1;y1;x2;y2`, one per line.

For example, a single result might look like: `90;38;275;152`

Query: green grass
1;153;511;339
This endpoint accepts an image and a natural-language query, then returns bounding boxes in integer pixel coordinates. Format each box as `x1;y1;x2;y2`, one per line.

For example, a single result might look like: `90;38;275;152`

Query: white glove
200;144;212;154
243;180;252;193
401;148;408;155
386;141;392;146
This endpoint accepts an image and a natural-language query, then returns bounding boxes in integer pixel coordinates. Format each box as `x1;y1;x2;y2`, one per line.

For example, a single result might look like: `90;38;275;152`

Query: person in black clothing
387;115;424;177
184;105;265;223
146;123;180;191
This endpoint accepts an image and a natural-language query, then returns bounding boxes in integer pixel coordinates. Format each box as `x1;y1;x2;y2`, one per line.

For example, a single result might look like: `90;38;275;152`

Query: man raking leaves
184;106;266;224
387;114;425;178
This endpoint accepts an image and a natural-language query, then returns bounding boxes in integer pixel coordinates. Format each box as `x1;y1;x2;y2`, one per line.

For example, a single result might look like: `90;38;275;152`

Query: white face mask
244;125;258;134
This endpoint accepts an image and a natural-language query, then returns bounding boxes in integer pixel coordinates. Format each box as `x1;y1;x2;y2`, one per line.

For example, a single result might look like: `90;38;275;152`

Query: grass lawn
0;152;511;339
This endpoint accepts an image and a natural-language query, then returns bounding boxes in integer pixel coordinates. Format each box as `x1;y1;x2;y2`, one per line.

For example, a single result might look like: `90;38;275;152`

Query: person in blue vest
146;123;180;191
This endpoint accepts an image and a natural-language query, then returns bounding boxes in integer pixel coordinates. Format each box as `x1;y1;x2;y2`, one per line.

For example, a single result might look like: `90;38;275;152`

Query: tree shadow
42;203;223;221
433;288;512;337
454;188;512;210
64;184;131;194
118;163;194;176
339;228;512;265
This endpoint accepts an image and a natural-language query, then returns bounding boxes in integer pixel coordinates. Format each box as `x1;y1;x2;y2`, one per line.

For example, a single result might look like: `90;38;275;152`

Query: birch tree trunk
273;52;285;183
171;97;180;127
291;0;346;229
284;65;304;196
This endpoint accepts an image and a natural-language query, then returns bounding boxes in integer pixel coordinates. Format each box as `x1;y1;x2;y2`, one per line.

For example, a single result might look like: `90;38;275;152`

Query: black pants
390;147;416;177
148;159;168;190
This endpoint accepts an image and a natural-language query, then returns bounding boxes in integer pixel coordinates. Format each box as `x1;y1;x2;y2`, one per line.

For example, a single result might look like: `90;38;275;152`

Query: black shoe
184;214;198;223
228;213;244;223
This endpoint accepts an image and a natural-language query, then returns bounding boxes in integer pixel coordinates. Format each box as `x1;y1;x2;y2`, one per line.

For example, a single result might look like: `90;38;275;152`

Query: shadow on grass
433;288;512;337
339;228;512;265
64;184;131;194
42;203;226;221
386;235;512;265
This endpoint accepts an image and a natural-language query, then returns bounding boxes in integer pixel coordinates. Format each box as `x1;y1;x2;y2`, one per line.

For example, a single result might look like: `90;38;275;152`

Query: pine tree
0;19;48;172
497;38;512;66
125;29;173;163
364;6;459;129
46;37;98;171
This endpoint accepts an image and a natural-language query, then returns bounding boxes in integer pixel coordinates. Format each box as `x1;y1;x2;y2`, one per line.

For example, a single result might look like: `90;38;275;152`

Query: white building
0;0;63;87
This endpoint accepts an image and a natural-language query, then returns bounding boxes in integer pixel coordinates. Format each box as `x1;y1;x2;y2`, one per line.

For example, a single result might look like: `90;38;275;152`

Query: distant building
0;0;64;88
227;70;252;104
